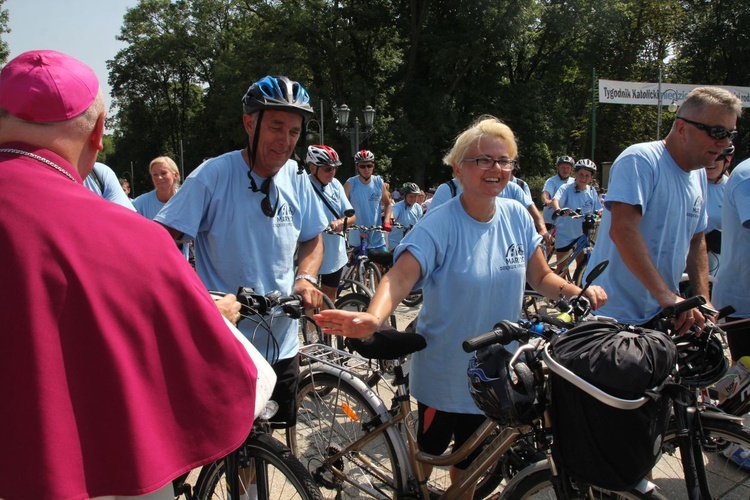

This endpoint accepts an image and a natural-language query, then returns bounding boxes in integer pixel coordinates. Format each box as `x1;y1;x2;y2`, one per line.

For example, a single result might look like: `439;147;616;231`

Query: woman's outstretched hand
314;309;381;339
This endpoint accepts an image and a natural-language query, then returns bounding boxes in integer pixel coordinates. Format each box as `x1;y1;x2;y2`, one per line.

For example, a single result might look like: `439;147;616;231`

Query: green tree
0;0;10;64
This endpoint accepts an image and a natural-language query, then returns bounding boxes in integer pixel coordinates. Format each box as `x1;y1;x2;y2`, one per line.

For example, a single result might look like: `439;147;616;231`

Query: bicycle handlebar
658;295;706;320
236;287;304;319
462;320;529;352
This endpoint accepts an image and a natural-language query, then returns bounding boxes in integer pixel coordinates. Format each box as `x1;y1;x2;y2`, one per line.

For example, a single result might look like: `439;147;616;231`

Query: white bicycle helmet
574;159;597;173
354;149;375;164
306;145;342;166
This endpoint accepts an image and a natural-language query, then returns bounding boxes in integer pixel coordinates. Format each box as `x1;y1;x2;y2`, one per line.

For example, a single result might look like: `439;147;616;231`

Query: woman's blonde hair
149;156;180;188
443;115;517;167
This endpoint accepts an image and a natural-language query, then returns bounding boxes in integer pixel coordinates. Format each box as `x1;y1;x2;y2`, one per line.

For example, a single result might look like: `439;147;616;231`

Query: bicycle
288;264;674;499
550;209;600;286
173;288;324;500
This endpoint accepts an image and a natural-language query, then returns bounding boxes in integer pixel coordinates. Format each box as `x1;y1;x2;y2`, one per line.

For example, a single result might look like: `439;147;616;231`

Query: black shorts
269;355;300;429
319;266;344;289
725;317;750;362
417;402;486;470
555;240;576;253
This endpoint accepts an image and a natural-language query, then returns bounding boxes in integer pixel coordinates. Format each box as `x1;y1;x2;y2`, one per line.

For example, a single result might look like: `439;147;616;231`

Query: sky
4;0;140;116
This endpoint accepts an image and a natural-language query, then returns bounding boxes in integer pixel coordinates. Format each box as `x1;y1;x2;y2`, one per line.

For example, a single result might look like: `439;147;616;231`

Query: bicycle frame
297;344;527;499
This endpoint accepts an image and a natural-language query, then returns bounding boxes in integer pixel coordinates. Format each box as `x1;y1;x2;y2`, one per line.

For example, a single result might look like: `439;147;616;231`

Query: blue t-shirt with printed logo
346;175;386;249
395;196;542;413
584;141;707;325
552;183;602;249
388;200;422;250
155;151;328;361
309;175;353;275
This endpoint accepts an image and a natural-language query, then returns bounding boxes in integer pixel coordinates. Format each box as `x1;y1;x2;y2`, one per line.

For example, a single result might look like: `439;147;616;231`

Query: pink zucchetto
0;49;99;123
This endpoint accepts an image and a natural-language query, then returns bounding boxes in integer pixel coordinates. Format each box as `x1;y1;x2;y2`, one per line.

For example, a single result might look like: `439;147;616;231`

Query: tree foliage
0;0;10;64
106;0;749;194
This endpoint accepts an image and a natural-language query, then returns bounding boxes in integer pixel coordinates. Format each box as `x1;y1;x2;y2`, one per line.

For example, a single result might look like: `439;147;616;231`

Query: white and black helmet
354;149;375;163
306;145;342;167
574;159;597;173
401;182;421;195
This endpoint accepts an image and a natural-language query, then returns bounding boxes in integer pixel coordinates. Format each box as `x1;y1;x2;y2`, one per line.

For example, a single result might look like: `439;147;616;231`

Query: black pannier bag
545;321;677;491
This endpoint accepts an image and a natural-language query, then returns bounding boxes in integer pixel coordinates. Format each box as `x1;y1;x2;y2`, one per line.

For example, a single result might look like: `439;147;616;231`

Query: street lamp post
656;89;679;139
334;103;376;156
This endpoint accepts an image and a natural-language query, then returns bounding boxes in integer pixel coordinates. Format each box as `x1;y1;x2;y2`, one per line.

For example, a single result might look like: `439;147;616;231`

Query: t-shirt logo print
275;203;296;226
688;196;703;219
499;243;525;271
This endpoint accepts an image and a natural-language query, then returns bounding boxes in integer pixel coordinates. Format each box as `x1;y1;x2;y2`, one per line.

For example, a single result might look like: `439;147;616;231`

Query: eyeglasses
677;117;738;141
358;164;374;169
317;165;338;173
461;157;517;171
248;172;279;217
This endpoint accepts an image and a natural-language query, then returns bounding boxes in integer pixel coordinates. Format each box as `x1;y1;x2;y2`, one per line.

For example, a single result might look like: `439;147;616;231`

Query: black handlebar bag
547;322;677;491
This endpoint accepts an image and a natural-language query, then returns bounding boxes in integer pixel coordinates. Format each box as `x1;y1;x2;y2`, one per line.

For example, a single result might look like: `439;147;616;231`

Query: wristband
295;274;319;286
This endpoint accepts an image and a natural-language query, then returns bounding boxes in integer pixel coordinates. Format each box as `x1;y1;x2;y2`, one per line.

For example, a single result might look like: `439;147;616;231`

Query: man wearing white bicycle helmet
550;158;602;264
345;149;393;251
388;182;423;250
156;75;328;429
307;144;355;302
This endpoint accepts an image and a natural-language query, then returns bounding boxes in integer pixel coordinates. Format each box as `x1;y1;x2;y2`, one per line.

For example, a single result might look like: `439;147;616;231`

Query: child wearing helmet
550;159;602;264
388;182;423;251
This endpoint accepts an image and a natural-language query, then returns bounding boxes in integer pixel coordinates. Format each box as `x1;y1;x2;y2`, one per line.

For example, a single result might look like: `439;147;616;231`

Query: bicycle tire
289;371;403;498
195;431;323;500
572;260;587;288
401;290;423;307
650;417;750;499
300;295;337;354
359;261;381;295
501;460;663;499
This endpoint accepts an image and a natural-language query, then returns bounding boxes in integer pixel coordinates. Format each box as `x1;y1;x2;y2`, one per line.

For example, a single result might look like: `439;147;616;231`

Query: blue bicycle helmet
242;75;314;120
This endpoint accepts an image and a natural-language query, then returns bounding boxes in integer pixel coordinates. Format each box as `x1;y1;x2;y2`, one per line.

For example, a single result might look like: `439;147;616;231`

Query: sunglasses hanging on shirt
248;171;279;218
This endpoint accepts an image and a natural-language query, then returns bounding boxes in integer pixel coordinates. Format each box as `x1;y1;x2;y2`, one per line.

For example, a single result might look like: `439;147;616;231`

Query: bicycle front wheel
651;417;750;498
289;372;403;499
196;432;322;500
501;460;662;499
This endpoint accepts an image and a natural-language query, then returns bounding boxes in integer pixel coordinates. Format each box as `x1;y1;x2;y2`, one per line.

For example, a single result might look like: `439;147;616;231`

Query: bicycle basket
467;344;541;427
546;321;676;491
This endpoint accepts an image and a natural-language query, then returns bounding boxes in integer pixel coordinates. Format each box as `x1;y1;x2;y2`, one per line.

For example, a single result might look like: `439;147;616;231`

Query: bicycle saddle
367;248;394;266
345;329;427;360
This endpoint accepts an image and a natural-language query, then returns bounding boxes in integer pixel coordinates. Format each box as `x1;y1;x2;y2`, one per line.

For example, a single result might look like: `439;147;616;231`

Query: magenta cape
0;144;257;499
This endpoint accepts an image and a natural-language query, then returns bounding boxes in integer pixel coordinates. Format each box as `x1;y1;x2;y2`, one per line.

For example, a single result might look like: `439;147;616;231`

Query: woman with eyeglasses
315;115;607;494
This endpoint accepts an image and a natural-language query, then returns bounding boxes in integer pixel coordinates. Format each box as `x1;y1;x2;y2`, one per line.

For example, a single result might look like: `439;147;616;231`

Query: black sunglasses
248;172;279;218
677;116;738;141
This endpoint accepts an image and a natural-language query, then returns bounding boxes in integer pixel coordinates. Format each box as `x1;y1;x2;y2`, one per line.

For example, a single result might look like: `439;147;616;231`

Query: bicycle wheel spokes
291;372;401;499
651;419;750;498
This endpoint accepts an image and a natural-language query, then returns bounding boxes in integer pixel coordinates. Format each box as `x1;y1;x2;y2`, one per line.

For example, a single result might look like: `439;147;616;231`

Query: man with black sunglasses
344;149;393;251
585;86;741;335
155;75;328;430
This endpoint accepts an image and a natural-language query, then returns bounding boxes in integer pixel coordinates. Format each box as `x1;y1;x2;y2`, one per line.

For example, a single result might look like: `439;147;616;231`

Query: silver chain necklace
0;148;77;183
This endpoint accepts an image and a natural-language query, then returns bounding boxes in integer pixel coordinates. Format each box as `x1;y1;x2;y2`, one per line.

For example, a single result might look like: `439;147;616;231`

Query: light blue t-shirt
309;175;353;275
388;200;422;250
84;162;135;211
585;141;707;324
429;178;533;213
155;151;328;361
713;159;750;317
512;176;532;199
395;196;542;414
705;175;727;234
346;175;386;249
542;175;574;224
552;183;602;248
133;190;191;260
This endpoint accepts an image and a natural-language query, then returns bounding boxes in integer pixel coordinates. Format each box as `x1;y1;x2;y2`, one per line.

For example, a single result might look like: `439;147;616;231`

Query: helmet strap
246;110;265;191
